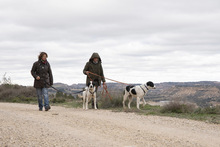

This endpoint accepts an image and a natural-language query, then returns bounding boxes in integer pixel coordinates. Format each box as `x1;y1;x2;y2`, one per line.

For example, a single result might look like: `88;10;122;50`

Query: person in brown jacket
31;52;53;111
83;53;106;108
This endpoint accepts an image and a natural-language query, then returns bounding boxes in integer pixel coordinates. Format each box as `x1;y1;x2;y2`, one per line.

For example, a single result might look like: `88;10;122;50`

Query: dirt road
0;103;220;147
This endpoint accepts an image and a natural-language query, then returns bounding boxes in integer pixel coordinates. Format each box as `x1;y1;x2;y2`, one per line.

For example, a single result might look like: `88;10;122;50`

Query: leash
87;71;130;100
44;81;60;91
102;83;112;100
44;81;84;95
87;72;93;82
87;73;112;100
87;71;130;85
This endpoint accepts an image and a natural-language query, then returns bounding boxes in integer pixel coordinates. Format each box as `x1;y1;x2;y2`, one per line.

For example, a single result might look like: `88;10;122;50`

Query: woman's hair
38;52;48;60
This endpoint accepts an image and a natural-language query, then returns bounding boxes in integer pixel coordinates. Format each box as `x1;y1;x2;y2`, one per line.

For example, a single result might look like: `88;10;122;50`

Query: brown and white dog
78;81;97;110
123;81;155;109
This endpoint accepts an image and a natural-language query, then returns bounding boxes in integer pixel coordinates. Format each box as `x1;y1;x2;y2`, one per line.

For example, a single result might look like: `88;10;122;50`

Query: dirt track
0;103;220;147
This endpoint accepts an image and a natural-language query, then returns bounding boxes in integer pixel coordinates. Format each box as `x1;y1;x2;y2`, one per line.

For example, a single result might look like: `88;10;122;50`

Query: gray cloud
0;0;220;85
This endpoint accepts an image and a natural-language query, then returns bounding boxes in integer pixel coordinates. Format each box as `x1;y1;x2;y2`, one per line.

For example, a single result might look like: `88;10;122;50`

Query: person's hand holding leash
85;71;90;75
36;76;40;80
103;82;107;88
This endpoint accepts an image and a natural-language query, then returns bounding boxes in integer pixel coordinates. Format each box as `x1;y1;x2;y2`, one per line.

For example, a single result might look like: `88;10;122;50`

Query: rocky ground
0;103;220;147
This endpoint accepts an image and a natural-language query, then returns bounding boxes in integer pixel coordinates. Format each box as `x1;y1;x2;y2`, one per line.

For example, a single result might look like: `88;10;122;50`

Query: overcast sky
0;0;220;86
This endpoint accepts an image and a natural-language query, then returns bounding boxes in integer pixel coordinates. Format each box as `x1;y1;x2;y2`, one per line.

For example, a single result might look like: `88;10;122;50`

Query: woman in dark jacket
83;52;106;108
31;52;53;111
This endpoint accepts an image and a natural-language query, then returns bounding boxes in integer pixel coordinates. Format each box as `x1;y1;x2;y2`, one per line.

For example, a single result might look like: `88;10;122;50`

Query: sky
0;0;220;86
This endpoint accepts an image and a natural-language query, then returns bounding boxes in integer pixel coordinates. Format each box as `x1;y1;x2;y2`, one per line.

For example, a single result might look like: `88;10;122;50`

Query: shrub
11;96;36;103
55;91;75;99
99;92;124;109
51;98;66;103
196;106;220;114
161;101;196;113
0;84;37;102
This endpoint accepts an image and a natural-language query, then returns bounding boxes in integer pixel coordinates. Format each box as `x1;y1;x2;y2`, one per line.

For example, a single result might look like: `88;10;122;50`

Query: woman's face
93;58;99;63
42;54;47;61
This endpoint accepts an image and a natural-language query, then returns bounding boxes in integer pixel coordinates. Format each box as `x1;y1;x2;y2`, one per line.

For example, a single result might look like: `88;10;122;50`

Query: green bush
11;96;36;103
55;91;75;99
52;98;66;103
194;106;220;114
0;84;37;102
12;97;20;103
161;101;196;113
99;92;123;109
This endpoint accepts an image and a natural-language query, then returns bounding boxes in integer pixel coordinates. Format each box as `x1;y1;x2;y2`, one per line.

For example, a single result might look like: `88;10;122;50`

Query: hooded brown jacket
83;53;105;86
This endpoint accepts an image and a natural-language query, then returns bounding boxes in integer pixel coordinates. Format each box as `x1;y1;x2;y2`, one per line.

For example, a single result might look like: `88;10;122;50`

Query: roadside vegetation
0;84;219;124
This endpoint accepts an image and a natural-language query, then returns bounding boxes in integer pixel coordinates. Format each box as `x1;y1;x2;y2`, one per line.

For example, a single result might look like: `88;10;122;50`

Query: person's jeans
36;88;49;109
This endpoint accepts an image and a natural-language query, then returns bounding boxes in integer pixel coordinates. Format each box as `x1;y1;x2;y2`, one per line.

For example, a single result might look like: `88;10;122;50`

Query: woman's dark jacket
83;53;105;86
31;60;53;88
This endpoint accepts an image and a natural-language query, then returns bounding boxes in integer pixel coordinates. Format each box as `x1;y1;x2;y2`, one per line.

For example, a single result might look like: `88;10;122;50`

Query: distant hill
146;81;220;107
50;81;220;107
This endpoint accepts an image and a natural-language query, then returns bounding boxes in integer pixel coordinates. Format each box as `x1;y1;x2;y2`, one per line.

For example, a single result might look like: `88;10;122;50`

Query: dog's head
88;81;96;91
146;81;156;89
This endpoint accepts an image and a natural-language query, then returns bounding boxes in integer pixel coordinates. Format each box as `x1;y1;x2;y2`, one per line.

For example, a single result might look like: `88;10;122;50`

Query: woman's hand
103;82;107;88
36;76;40;80
86;71;90;75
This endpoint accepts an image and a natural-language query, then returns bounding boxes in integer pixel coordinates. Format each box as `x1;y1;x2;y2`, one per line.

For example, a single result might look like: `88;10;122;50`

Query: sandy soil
0;103;220;147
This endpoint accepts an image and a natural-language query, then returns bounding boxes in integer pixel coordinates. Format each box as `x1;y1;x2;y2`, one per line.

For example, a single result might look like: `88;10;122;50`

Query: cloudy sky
0;0;220;86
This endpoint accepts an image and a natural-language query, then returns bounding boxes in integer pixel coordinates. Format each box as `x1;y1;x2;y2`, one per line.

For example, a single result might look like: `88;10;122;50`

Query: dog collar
144;84;149;90
140;85;146;93
89;91;95;95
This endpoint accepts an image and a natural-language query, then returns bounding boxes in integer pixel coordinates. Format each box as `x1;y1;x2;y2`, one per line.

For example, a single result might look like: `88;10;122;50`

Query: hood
89;52;102;62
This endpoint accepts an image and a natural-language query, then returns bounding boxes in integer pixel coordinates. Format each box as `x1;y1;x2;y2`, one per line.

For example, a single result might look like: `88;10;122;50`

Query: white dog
123;81;155;109
78;81;97;110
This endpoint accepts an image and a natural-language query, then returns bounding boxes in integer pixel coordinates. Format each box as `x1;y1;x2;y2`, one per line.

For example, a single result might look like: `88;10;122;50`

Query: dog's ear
146;81;154;87
87;82;91;87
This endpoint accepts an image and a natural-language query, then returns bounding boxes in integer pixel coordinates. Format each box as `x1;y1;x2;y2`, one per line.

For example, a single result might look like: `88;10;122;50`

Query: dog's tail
77;94;83;99
123;90;125;95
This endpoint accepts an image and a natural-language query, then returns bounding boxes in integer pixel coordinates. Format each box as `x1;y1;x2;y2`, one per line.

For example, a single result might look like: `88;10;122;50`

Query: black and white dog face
146;81;156;89
88;81;95;90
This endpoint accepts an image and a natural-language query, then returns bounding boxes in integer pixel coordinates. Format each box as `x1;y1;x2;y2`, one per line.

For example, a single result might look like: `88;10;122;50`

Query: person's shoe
39;108;43;111
45;105;51;111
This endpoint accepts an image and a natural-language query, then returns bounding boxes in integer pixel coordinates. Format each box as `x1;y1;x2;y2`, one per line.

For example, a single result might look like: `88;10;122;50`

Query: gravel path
0;103;220;147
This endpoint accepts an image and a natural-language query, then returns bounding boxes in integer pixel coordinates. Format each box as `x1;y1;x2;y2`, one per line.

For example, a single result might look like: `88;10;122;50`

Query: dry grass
0;84;37;103
161;101;196;113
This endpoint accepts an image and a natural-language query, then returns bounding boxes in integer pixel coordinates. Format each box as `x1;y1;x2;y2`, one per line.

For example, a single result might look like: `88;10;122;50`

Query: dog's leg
82;93;85;109
86;95;89;110
83;95;85;110
137;97;140;110
143;97;147;106
123;92;128;109
94;94;97;110
128;95;132;109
